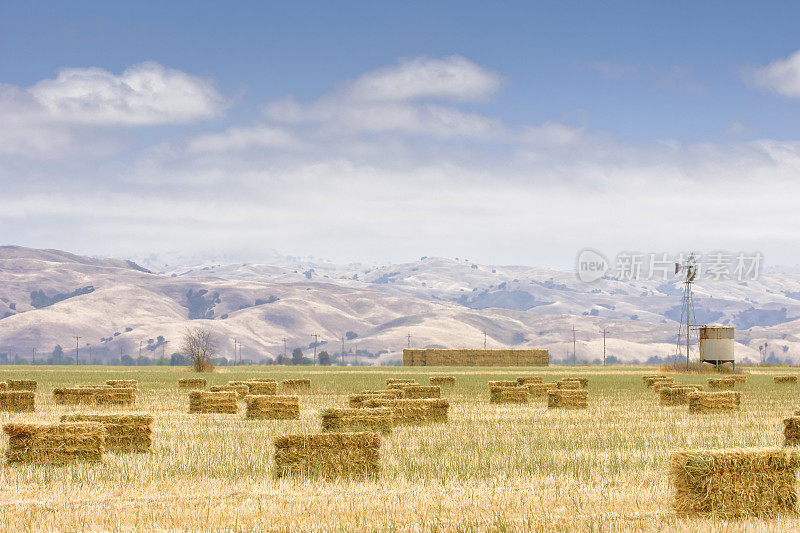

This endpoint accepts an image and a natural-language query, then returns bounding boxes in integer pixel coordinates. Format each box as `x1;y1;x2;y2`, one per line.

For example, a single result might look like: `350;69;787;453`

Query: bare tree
180;327;217;372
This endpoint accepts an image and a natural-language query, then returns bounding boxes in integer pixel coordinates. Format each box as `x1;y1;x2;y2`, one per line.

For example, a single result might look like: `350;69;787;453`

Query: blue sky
2;2;800;268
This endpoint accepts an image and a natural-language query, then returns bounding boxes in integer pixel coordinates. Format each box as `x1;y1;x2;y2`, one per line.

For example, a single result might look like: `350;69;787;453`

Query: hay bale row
660;385;704;406
7;379;37;391
361;398;449;423
669;447;800;517
210;384;249;398
429;376;456;387
526;382;557;397
688;391;740;413
784;417;800;446
403;348;549;366
516;376;543;385
547;390;588;409
188;391;238;414
178;378;207;389
401;385;440;399
489;386;528;404
4;422;105;464
321;407;392;435
775;375;798;384
61;414;152;453
707;377;736;390
53;387;136;407
106;380;138;390
281;379;311;393
386;378;417;386
274;432;381;480
0;391;35;412
245;395;299;419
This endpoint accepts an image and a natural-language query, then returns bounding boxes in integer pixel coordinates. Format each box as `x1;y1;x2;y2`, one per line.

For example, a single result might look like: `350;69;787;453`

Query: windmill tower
674;253;698;370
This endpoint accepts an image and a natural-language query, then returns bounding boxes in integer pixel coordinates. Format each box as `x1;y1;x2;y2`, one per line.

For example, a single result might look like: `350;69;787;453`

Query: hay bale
669;447;800;517
366;398;449;423
688;391;740;413
645;376;674;388
273;432;381;480
659;385;704;406
429;376;456;387
106;380;138;390
730;375;747;383
281;379;311;393
400;385;440;399
562;377;588;388
61;414;152;453
7;379;37;391
246;381;277;395
188;391;238;414
784;417;800;446
642;374;666;384
0;382;6;392
53;387;136;407
245;395;299;419
707;377;736;390
547;390;588;409
247;378;277;383
178;378;207;389
489;386;528;404
526;382;558;398
557;380;581;390
321;407;392;435
386;378;418;386
516;376;543;385
4;422;105;464
775;375;798;385
210;384;250;398
0;391;35;412
487;380;518;389
348;393;401;408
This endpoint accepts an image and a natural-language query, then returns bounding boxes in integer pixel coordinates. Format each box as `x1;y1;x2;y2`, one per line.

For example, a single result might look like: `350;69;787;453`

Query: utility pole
341;336;345;366
312;333;319;365
233;339;238;366
407;332;412;349
139;341;143;361
89;345;92;364
572;326;576;366
74;336;81;365
483;330;487;349
601;328;608;366
32;348;35;365
283;337;287;365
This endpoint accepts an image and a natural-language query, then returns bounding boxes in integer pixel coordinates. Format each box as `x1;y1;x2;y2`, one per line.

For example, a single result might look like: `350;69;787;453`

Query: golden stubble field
1;365;799;532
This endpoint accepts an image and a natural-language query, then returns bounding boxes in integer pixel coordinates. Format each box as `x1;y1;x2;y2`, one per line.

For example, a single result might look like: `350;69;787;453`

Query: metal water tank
699;324;735;364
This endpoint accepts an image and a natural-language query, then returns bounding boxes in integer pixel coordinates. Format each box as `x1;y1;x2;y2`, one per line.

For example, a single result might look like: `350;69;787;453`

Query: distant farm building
403;349;549;367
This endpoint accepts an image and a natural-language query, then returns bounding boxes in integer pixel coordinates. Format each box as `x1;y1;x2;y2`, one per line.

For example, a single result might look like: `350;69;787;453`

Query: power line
311;333;319;365
601;328;608;366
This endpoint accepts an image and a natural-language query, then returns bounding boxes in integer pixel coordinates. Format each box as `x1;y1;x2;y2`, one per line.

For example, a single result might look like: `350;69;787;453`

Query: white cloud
187;126;299;153
750;50;800;97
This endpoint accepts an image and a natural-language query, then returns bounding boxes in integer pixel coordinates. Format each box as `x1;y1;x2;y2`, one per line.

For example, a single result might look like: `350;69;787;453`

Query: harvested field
245;381;277;395
4;422;104;464
188;391;238;414
178;378;207;389
7;379;37;391
688;391;741;413
562;377;588;388
774;375;797;384
730;375;747;383
281;379;311;393
489;386;528;404
320;407;393;435
348;392;400;408
274;432;381;480
429;376;456;387
245;395;300;419
548;390;588;409
645;376;674;388
557;380;581;390
0;391;35;412
400;385;440;399
669;447;800;517
61;414;153;452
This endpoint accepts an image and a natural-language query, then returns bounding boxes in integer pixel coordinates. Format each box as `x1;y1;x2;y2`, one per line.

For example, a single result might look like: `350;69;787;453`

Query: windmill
674;253;698;370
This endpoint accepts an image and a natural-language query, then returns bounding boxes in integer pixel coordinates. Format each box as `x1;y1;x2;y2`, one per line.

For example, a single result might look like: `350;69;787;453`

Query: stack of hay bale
53;385;136;407
557;379;581;390
0;390;35;412
61;414;153;453
428;376;455;388
178;378;207;389
237;380;277;395
489;385;528;404
7;380;37;391
547;390;588;409
775;375;798;385
516;376;543;385
399;385;440;399
645;376;674;389
525;382;558;398
730;375;747;384
4;422;105;464
281;379;311;393
361;398;449;423
273;432;381;479
348;389;402;408
106;380;138;390
188;391;238;414
210;384;250;398
320;407;392;435
660;385;704;406
707;377;737;390
245;395;299;419
688;391;740;413
669;447;800;517
386;379;418;391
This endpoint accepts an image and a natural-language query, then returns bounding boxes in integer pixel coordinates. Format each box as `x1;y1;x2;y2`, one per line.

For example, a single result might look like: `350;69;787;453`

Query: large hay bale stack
403;348;549;366
775;375;798;385
188;391;238;414
245;395;299;419
7;379;37;391
784;417;800;446
106;380;138;390
547;390;588;410
401;385;440;399
61;414;152;453
210;384;249;398
707;377;736;390
429;376;456;387
669;447;800;517
557;380;581;390
489;386;528;404
526;382;558;398
0;391;35;412
516;376;543;385
688;391;740;413
53;387;136;407
660;385;704;406
178;378;207;389
274;432;381;479
281;379;311;393
321;407;392;435
4;422;105;464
